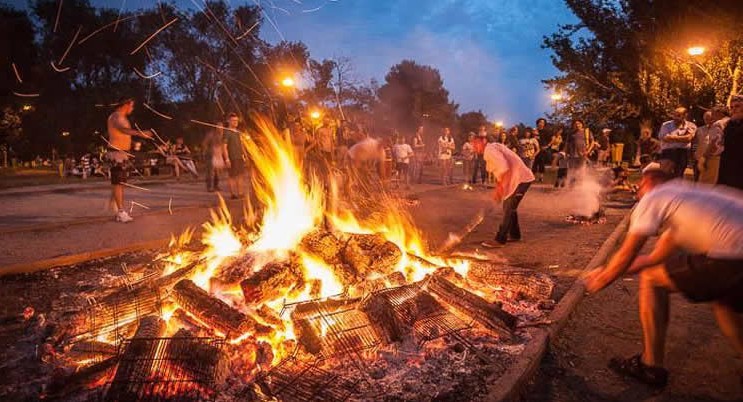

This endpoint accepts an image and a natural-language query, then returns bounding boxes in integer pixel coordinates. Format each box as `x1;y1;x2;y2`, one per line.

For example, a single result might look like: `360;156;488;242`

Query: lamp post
687;46;705;56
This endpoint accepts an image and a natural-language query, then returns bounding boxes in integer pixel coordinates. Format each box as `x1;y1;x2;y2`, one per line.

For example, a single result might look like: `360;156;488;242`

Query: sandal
608;354;668;388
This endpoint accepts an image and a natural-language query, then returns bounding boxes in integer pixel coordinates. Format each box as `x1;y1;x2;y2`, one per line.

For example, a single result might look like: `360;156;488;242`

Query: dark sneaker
608;354;668;388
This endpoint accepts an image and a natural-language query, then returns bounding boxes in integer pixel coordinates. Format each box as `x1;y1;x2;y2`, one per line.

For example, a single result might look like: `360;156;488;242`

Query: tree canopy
543;0;743;129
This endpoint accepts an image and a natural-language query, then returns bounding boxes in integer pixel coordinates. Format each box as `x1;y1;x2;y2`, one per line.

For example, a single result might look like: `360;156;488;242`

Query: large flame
159;115;471;366
244;117;325;253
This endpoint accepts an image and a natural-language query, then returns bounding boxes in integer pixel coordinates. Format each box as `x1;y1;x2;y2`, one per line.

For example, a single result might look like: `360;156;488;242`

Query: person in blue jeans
480;142;536;247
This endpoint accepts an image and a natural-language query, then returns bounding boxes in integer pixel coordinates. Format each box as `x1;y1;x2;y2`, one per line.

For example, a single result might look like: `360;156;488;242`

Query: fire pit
7;119;559;401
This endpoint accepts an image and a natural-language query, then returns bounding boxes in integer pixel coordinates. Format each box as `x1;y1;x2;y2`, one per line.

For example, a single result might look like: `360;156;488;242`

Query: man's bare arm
626;231;678;274
583;233;649;293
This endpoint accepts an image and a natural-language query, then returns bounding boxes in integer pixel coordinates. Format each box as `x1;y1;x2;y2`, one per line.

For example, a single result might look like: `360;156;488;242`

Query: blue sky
9;0;578;124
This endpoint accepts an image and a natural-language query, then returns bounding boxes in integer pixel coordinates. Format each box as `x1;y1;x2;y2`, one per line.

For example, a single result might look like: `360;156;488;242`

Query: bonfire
43;116;556;401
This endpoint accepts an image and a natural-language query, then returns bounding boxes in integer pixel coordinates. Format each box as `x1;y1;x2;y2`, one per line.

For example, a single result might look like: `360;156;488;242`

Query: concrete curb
0;238;170;277
0;177;201;198
487;211;632;402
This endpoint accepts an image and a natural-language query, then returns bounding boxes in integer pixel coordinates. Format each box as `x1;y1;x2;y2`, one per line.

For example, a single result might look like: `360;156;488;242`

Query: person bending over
584;169;743;387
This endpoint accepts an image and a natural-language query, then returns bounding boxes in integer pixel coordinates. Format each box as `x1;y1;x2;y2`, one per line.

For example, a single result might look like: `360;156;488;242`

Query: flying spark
122;182;151;192
133;67;163;79
58;26;82;66
190;119;241;133
11;63;22;83
130;17;178;55
142;102;173;120
53;0;63;33
50;61;71;73
236;21;260;40
78;15;137;44
13;92;40;98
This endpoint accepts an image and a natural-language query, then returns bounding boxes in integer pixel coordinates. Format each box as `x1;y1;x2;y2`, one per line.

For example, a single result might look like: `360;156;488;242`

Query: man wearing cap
106;97;152;223
583;169;743;387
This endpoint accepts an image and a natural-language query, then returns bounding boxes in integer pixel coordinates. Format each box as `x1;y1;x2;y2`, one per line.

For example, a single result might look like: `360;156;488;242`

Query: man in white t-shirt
480;142;536;248
584;169;743;387
657;107;697;178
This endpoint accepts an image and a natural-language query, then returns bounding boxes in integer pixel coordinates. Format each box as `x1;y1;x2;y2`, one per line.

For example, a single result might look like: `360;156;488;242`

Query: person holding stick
583;169;743;387
480;141;535;248
105;97;152;223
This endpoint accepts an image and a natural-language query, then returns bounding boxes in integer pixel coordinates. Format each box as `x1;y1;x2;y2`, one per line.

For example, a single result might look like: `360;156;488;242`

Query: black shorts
556;167;568;179
666;254;743;312
228;158;246;177
106;152;131;185
395;162;409;174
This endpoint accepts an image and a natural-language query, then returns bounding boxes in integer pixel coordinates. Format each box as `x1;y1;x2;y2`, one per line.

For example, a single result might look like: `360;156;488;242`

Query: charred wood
360;286;441;343
293;318;322;355
45;356;119;399
165;328;228;386
467;264;555;301
240;260;302;305
426;275;516;338
106;316;166;401
213;253;257;286
173;280;266;337
300;229;344;264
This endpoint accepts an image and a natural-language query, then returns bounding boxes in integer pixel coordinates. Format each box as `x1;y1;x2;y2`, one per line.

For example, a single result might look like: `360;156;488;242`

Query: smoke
565;166;603;217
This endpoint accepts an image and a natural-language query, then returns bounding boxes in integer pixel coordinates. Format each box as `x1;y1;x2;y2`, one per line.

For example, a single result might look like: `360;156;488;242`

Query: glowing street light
495;121;504;127
687;46;705;56
280;77;295;88
309;110;322;120
550;93;563;101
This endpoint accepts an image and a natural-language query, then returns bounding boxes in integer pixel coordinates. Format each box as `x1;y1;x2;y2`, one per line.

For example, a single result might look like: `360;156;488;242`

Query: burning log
341;233;402;276
467;264;555;301
165;329;228;386
426;275;516;338
300;229;344;264
66;340;118;361
213;253;257;286
45;356;119;399
106;316;166;401
56;284;162;343
360;286;442;343
293;318;322;355
154;259;203;289
291;297;360;320
347;272;406;298
240;260;302;305
173;280;266;337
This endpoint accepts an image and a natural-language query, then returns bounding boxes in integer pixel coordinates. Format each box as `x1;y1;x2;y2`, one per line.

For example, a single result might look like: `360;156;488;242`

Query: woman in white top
438;127;456;185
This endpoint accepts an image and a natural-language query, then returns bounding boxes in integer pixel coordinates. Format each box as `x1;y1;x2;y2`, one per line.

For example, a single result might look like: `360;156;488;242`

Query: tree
543;0;743;130
458;110;488;137
378;60;458;134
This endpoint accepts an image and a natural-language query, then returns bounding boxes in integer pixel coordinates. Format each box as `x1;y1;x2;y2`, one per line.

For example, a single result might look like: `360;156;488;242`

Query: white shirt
483;143;535;200
438;136;455;160
392;143;414;164
657;120;697;151
630;180;743;259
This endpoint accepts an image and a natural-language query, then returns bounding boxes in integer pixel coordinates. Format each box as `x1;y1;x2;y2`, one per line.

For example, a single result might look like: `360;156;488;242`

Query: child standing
392;135;414;189
554;143;568;188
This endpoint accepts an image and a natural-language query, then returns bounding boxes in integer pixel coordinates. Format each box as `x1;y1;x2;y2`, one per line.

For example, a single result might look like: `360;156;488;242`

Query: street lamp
280;77;295;88
495;121;504;128
309;110;321;120
550;93;563;101
687;46;705;56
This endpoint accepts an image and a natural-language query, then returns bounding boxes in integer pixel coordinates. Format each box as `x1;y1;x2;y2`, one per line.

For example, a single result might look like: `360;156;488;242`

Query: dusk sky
10;0;579;124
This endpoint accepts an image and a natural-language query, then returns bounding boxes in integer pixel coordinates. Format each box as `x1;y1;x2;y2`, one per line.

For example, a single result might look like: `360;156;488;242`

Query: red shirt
472;136;488;155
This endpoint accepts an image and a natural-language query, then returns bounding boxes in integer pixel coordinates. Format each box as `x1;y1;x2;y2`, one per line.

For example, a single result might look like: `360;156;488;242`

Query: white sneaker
115;210;134;223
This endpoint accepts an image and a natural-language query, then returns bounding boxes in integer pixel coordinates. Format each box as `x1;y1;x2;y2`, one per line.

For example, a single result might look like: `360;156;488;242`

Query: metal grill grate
105;336;225;402
70;285;163;346
368;283;471;345
292;299;382;359
257;357;361;402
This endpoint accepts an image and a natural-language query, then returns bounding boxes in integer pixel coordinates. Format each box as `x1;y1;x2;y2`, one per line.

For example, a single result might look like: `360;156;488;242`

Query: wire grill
292;298;381;359
70;285;163;346
367;283;471;345
105;336;225;402
257;357;361;402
